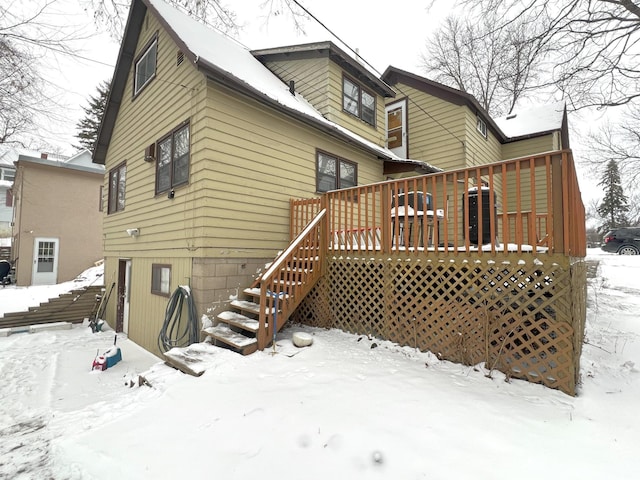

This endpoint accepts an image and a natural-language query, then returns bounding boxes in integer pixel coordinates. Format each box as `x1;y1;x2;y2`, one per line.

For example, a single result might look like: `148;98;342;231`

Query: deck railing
291;150;585;257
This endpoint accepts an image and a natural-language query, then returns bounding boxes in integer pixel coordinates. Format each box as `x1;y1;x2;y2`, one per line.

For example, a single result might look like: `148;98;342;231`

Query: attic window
134;35;158;96
176;50;184;67
476;116;487;138
342;76;376;127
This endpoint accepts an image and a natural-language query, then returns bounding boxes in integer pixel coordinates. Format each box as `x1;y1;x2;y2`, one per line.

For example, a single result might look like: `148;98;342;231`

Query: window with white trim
476;116;487;138
134;37;158;95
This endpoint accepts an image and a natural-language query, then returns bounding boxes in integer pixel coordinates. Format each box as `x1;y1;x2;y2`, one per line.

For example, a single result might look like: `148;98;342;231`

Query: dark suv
601;227;640;255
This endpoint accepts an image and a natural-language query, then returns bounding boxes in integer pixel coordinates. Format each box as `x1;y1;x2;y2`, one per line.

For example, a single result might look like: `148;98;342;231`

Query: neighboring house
93;0;584;394
0;151;17;239
11;150;104;285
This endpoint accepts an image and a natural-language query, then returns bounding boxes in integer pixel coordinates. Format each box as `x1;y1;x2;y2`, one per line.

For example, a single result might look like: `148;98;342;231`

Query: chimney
41;153;48;159
289;80;295;95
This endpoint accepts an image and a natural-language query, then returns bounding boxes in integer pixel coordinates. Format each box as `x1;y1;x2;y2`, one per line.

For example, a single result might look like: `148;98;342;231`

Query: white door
123;260;131;334
385;99;408;158
32;238;59;285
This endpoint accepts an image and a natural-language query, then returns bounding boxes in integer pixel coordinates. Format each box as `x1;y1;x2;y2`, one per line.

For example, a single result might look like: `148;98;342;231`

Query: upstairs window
108;162;126;214
316;151;357;193
0;167;14;182
134;36;158;95
156;122;190;194
476;116;487;138
342;76;376;127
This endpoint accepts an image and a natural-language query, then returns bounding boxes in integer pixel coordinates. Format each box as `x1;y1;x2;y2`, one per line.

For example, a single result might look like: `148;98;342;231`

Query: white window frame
134;37;158;95
476;116;487;138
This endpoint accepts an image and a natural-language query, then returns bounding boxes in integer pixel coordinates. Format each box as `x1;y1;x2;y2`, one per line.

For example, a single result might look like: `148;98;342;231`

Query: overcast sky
42;0;452;155
41;0;597;201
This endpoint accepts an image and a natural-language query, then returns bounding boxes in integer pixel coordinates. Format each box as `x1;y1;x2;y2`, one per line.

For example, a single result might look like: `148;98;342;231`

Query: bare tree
0;0;92;146
422;9;553;116
586;104;640;187
455;0;640;109
86;0;307;39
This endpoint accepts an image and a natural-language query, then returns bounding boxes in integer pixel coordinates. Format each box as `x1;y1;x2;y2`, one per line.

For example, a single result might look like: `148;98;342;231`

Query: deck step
242;288;291;299
231;299;278;316
217;310;260;333
202;325;258;355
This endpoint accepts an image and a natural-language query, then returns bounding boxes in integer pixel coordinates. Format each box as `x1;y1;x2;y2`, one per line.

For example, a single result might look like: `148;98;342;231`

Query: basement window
151;264;171;296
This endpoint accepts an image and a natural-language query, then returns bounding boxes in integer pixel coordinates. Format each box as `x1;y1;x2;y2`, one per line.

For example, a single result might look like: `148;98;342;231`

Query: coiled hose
157;285;199;353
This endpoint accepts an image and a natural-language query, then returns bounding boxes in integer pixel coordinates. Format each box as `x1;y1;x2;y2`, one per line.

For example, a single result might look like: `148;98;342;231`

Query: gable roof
382;66;507;142
382;67;570;146
93;0;439;173
251;41;395;98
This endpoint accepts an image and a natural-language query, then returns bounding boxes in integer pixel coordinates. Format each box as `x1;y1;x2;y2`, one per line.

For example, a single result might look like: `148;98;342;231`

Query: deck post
381;183;391;253
551;153;565;254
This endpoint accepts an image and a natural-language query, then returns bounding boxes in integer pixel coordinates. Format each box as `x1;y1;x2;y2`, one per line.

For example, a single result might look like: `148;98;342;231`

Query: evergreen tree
74;80;110;152
596;159;630;233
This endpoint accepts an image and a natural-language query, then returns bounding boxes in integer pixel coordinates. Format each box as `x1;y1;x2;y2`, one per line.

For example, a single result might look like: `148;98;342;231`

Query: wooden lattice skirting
291;253;587;396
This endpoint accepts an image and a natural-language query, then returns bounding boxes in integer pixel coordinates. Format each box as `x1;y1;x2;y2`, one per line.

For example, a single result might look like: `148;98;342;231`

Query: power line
291;0;465;148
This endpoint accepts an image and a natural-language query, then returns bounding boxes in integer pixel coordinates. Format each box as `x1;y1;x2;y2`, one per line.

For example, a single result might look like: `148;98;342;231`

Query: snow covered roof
94;0;440;173
16;153;104;175
0;148;68;167
494;103;566;139
383;67;568;144
251;41;395;98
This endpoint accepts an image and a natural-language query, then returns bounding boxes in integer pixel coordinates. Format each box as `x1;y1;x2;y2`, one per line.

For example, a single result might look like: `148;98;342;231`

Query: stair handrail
256;209;326;349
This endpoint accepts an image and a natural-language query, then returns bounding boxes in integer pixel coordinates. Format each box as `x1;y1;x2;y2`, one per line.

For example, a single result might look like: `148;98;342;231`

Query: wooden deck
285;150;586;395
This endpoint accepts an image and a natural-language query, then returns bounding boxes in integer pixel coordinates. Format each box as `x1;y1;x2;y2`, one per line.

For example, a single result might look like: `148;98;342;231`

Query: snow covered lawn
0;249;639;479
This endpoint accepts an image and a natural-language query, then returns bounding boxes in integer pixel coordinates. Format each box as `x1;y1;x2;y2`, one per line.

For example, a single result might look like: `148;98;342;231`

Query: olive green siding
103;256;192;356
193;79;384;258
102;11;206;260
262;58;386;147
501;133;558;160
262;58;331;116
388;83;467;170
463;113;502;168
326;61;386;147
101;10;388;352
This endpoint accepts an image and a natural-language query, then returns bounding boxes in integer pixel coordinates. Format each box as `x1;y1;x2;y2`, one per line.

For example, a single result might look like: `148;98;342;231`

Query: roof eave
253;41;395;98
196;56;395;161
382;66;507;142
92;0;147;165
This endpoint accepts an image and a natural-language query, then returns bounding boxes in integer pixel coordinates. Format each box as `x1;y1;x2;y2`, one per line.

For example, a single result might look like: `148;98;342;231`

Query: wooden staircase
202;210;326;355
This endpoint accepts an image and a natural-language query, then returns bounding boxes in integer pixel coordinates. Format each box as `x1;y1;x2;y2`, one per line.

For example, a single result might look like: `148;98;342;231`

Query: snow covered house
11;150;104;285
94;0;586;394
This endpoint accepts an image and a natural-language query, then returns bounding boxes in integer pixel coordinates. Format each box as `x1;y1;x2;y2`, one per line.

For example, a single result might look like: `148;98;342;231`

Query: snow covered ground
0;249;638;479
